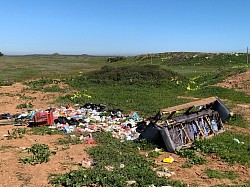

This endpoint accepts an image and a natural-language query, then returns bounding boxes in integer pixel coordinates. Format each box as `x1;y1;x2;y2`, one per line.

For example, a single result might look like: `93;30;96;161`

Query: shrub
20;144;55;165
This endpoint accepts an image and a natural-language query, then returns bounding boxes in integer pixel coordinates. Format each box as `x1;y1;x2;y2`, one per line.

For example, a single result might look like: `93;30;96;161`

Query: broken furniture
140;97;231;152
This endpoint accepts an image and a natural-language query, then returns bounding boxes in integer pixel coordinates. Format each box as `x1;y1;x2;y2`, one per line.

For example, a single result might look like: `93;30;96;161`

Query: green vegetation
0;55;108;83
29;126;63;135
56;137;82;145
225;114;249;128
7;128;27;139
192;131;250;166
70;64;187;86
16;102;33;109
49;131;185;187
42;85;64;92
177;149;207;168
185;86;250;104
0;80;13;86
20;144;56;165
204;168;239;180
0;145;14;151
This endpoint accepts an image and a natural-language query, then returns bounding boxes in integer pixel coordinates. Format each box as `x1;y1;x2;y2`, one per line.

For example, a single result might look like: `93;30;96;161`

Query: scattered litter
104;165;114;171
162;156;174;163
120;163;125;168
156;167;175;178
80;158;92;168
233;138;244;144
126;180;137;185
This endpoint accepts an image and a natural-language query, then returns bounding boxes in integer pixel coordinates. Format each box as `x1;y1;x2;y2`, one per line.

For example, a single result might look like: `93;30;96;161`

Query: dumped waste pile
1;97;232;152
3;103;142;142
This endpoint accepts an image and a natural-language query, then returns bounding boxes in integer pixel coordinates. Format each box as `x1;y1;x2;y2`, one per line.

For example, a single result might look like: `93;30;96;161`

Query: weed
29;126;63;135
61;145;70;151
7;128;27;139
16;172;32;186
16;102;33;109
56;137;82;145
0;80;13;86
42;85;64;92
147;150;163;158
225;114;249;128
177;149;206;168
24;78;54;90
20;144;55;165
205;168;239;180
0;145;14;151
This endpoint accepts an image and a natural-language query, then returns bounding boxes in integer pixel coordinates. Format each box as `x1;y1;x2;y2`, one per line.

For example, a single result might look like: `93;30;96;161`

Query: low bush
16;102;33;109
7;128;27;139
20;144;55;165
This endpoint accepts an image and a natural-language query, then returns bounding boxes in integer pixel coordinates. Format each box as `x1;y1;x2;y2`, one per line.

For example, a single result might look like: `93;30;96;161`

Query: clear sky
1;0;250;55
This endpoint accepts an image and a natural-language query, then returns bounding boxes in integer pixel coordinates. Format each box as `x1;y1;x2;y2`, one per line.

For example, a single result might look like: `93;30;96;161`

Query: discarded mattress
140;96;231;152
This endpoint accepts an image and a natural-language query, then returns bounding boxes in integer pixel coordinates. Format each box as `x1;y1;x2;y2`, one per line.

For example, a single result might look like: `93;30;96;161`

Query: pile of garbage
4;103;143;141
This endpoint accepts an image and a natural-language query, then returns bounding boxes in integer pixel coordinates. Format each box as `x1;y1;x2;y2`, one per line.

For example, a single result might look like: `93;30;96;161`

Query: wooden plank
160;97;217;114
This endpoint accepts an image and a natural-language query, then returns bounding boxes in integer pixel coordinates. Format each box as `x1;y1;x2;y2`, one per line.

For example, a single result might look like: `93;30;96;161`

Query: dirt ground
0;71;249;187
217;70;250;95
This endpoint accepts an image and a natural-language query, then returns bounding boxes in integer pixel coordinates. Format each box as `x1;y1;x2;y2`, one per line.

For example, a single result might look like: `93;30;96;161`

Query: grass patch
205;168;239;180
225;114;249;128
16;102;33;109
29;126;63;135
42;85;64;92
0;145;15;151
177;149;207;168
6;128;27;139
49;131;186;187
185;86;250;104
0;80;13;86
24;78;53;89
192;131;250;166
56;136;82;145
20;143;56;165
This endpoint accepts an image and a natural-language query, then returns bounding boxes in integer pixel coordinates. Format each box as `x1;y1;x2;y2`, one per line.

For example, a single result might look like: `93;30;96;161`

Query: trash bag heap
7;96;232;152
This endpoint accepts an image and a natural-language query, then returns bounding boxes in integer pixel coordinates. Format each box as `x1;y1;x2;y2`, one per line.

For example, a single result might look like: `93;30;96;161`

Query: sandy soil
0;126;93;187
0;71;249;187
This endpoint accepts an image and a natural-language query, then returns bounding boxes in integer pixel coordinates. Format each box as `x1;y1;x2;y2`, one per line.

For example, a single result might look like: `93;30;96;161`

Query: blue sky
1;0;250;55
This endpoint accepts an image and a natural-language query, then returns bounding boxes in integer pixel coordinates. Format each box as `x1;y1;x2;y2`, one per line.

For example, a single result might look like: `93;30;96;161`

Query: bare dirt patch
0;82;73;114
216;70;250;95
216;70;250;122
0;125;93;187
